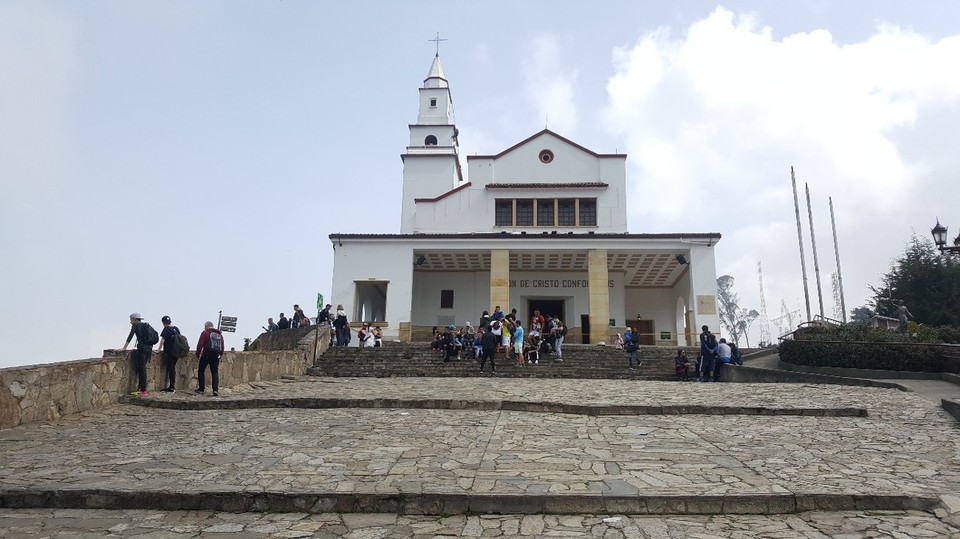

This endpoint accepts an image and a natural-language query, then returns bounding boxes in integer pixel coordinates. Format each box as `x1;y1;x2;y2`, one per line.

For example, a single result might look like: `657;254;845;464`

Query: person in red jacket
196;321;224;396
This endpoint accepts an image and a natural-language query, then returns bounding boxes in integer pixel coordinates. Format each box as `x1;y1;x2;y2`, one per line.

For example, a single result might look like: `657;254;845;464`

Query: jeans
198;352;220;392
132;347;151;391
162;350;178;389
626;351;638;367
555;336;564;358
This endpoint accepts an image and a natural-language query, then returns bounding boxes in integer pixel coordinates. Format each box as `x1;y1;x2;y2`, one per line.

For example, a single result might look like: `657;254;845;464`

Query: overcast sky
2;1;959;367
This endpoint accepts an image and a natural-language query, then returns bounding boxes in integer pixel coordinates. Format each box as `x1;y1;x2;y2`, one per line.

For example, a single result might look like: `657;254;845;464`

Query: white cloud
603;6;960;342
523;33;579;135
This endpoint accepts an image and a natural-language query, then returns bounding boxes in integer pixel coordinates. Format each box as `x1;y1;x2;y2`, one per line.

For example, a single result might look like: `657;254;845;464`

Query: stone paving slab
1;508;958;538
1;378;959;517
130;376;944;420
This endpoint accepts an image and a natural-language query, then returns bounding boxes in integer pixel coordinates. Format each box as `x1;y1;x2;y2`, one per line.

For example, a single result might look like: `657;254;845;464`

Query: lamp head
932;219;948;248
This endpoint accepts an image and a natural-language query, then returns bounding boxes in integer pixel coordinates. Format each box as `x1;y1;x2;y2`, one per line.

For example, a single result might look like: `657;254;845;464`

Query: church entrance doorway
526;299;564;329
627;319;655;345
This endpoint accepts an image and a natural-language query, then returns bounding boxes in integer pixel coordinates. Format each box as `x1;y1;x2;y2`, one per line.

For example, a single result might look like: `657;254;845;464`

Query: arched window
424;135;438;146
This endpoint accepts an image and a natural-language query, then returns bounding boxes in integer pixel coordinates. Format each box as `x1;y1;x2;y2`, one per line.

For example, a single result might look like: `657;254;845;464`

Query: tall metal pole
829;197;848;322
791;167;812;323
805;183;826;319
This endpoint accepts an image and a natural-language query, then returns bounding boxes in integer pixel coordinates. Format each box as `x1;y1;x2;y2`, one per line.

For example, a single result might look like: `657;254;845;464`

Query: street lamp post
931;219;960;254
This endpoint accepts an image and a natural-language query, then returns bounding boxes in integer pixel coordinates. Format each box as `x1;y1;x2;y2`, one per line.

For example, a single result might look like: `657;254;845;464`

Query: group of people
121;312;225;397
618;324;742;380
687;325;743;381
432;307;568;373
262;304;311;333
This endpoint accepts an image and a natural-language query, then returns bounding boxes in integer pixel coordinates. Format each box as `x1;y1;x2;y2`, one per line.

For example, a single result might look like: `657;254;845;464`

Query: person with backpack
195;321;224;396
121;312;158;397
699;325;719;382
624;327;640;369
158;315;189;392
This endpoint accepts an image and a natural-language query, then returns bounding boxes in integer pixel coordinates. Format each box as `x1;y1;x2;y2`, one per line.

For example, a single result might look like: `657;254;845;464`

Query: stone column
588;249;610;345
490;249;510;313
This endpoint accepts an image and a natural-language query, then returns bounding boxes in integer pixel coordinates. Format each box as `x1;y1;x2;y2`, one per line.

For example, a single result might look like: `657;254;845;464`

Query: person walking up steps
196;321;224;396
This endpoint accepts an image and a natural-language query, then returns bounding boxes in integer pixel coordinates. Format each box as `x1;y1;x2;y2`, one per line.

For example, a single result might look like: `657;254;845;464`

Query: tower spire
428;32;447;57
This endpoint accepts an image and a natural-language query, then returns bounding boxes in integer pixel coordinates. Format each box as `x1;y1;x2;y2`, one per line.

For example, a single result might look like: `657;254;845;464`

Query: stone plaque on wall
696;295;717;315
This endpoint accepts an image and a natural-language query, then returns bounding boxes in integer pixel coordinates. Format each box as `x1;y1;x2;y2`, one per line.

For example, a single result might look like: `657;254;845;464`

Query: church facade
330;55;720;346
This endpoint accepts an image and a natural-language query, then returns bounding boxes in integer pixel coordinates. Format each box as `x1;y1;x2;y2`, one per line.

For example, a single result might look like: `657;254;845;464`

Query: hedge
779;339;943;372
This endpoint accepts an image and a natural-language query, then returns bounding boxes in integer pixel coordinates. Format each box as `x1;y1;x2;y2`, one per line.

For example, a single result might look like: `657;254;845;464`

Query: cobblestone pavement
2;378;960;536
1;508;958;538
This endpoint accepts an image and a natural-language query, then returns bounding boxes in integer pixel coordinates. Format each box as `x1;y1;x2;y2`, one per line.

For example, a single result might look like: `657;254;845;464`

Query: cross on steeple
428;32;447;57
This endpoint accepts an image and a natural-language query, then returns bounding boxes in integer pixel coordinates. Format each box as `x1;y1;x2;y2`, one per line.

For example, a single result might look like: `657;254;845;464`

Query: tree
867;236;960;327
716;275;759;347
849;306;874;323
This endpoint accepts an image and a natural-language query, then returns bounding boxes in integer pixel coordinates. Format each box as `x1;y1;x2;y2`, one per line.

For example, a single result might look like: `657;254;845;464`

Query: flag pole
792;167;812;323
829;197;847;322
805;183;826;319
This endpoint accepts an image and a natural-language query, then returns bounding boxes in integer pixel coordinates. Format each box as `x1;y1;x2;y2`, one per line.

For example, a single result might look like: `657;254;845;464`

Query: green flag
317;293;324;311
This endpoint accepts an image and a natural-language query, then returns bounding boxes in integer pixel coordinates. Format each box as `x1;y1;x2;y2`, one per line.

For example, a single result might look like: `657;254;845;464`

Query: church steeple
400;53;463;233
415;54;454;126
424;54;448;88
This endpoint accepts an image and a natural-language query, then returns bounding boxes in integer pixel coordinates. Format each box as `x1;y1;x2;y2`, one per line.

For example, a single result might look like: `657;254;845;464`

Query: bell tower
400;53;463;233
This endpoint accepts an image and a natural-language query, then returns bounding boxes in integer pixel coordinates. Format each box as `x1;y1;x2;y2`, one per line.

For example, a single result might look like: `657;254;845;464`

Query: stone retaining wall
720;363;906;390
0;348;312;430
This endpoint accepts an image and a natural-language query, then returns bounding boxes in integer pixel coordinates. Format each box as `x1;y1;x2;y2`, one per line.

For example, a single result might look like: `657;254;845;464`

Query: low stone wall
0;348;312;430
719;363;907;390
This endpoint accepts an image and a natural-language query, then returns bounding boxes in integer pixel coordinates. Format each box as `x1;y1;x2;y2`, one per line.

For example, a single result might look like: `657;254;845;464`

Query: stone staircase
307;342;699;380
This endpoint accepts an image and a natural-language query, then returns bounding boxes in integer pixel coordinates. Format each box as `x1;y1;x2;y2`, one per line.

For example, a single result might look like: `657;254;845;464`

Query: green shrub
780;339;942;372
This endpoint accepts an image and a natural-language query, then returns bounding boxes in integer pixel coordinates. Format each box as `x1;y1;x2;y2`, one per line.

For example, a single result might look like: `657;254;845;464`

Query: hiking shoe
212;391;219;397
196;388;204;394
161;387;175;393
129;391;140;396
534;360;539;365
138;390;149;397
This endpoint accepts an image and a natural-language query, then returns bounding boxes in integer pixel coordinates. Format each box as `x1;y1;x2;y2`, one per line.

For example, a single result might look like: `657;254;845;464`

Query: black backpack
142;323;160;346
706;333;718;349
172;328;191;358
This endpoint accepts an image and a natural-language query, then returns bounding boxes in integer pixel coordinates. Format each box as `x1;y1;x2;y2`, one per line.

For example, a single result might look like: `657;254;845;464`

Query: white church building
330;54;721;346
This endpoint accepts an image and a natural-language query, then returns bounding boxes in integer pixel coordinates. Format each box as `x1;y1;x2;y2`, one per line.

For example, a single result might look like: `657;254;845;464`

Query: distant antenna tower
774;299;799;336
831;272;842;321
757;261;771;345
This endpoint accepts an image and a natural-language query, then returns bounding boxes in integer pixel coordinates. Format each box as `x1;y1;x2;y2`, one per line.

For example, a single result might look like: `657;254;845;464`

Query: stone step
0;488;937;516
310;343;694;380
117;395;868;417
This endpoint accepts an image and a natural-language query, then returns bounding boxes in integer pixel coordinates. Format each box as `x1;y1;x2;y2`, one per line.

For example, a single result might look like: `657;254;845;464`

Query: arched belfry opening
424;135;438;146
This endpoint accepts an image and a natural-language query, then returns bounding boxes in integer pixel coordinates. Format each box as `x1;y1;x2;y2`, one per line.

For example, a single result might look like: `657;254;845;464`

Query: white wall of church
625;288;699;346
401;157;461;233
411;271;489;328
330;242;414;339
412;138;628;233
688;244;720;338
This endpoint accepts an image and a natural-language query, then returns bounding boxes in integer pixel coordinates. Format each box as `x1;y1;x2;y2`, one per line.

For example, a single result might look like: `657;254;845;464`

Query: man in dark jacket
277;313;291;330
480;327;498;373
196;321;224;396
121;312;155;397
157;315;182;392
699;325;718;382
